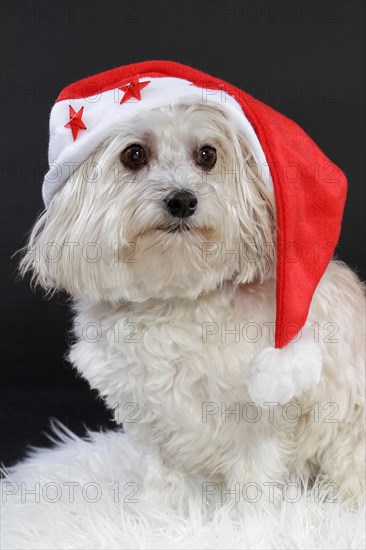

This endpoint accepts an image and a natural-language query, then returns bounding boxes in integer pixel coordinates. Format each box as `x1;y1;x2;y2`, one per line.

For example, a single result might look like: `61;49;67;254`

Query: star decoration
119;75;151;104
64;105;87;141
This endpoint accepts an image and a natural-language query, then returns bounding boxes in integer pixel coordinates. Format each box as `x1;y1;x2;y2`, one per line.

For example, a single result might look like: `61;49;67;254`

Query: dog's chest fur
70;279;286;476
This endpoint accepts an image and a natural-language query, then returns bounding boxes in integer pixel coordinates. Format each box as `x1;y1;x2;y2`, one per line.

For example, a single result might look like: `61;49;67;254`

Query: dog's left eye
197;146;217;169
120;144;148;169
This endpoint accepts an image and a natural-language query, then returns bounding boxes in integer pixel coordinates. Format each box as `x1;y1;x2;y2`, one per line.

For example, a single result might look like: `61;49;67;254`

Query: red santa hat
43;60;347;405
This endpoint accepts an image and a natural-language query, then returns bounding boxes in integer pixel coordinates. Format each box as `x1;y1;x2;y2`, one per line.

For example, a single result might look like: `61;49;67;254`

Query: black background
1;0;365;466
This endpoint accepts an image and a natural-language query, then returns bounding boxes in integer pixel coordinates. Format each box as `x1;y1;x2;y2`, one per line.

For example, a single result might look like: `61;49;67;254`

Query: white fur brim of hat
43;77;272;208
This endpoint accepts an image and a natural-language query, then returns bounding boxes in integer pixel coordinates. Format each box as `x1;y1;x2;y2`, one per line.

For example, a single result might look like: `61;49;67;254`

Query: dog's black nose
165;190;198;219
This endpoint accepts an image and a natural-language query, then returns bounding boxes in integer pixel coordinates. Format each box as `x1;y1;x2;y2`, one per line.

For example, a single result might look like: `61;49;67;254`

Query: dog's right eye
120;144;148;169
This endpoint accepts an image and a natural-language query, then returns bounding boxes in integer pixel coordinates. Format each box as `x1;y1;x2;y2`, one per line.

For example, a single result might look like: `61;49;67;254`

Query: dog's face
21;103;276;302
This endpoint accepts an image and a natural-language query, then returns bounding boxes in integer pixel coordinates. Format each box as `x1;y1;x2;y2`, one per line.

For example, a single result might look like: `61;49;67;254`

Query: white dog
20;67;365;508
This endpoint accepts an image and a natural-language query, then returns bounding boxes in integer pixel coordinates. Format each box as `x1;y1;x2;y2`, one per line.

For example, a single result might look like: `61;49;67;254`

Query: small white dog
21;62;365;507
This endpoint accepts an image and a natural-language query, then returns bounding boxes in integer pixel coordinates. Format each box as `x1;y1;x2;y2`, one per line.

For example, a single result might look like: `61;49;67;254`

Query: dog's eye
197;146;217;169
120;144;148;169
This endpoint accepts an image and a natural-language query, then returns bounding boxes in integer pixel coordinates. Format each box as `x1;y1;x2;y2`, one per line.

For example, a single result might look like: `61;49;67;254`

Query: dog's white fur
21;103;365;505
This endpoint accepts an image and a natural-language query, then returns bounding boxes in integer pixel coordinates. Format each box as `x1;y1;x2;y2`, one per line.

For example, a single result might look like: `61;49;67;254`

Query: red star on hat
119;75;151;104
64;106;87;141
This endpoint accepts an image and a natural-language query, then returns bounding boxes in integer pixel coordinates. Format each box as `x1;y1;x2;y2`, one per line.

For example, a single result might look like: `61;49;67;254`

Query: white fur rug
1;423;364;549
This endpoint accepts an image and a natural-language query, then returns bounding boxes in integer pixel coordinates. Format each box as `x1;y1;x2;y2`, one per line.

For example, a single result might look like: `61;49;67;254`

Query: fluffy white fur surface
1;424;365;550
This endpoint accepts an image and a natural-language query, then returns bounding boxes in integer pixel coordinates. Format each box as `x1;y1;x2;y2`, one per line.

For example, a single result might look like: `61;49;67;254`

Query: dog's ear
230;133;276;285
19;207;60;293
19;146;102;296
18;170;88;294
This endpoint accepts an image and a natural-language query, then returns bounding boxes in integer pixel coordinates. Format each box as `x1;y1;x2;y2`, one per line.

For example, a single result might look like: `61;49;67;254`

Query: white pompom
244;330;322;405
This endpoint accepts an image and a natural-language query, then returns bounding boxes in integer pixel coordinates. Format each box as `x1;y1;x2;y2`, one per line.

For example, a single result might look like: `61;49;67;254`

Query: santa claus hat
43;60;347;405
